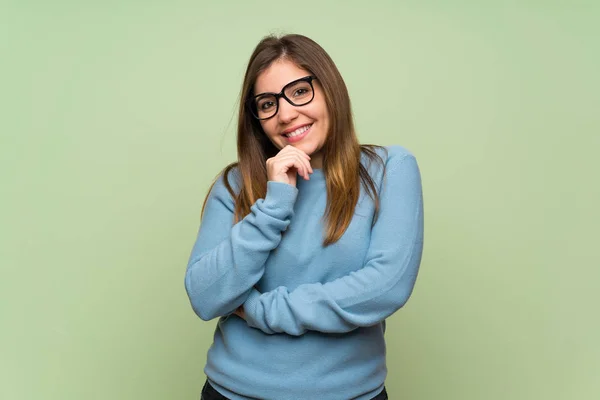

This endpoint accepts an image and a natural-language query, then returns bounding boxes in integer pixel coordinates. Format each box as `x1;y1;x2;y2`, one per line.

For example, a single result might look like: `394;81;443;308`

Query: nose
277;97;298;124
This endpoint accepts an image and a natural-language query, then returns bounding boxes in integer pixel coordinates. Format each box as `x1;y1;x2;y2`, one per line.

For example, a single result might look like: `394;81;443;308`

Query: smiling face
254;59;330;168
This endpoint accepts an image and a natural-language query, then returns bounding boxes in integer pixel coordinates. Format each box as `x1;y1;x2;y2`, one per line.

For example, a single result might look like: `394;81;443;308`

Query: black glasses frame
247;75;317;120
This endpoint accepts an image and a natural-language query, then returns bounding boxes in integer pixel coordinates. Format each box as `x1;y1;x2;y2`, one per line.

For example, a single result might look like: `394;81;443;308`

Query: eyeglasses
248;76;317;120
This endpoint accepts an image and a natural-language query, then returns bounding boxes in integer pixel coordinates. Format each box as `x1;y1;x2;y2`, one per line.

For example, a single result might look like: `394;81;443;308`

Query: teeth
285;124;311;138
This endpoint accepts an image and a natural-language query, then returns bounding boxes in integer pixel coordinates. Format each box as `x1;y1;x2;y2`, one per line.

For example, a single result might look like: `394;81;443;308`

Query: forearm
242;154;424;335
242;218;423;335
185;181;298;321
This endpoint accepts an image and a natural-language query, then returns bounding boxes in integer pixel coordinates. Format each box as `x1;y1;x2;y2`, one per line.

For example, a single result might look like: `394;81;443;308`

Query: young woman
185;33;424;400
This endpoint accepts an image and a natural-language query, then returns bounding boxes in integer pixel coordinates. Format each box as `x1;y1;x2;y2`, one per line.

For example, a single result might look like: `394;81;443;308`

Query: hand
266;145;313;187
233;305;246;320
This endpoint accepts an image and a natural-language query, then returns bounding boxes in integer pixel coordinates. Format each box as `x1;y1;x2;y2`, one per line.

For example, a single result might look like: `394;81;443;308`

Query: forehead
254;59;311;94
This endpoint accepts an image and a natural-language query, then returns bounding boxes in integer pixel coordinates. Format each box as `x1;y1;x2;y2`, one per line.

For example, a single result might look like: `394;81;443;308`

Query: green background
2;1;598;399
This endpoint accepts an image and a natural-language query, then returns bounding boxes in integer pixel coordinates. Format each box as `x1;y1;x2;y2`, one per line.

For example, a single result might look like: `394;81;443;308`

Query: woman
185;33;424;400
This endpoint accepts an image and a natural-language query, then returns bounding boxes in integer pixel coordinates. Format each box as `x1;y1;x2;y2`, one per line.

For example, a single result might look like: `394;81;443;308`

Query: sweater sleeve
242;154;424;335
184;171;298;321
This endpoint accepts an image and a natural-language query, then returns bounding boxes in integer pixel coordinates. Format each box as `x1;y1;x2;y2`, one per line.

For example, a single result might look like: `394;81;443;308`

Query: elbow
395;292;411;311
191;302;218;322
393;273;418;311
187;293;220;321
184;271;219;321
393;236;423;311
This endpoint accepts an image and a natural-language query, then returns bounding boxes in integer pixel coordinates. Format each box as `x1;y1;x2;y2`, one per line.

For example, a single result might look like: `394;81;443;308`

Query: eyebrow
254;76;307;97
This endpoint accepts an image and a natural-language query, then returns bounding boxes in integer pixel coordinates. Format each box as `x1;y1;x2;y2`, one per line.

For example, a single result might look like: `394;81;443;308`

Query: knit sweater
185;145;424;400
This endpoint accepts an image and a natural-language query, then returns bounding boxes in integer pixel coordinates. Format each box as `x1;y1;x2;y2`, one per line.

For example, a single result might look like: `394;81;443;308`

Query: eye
258;100;275;110
293;88;308;97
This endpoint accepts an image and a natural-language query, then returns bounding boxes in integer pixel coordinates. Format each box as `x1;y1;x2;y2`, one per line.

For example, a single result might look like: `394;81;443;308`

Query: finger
283;145;311;161
292;146;311;161
277;153;310;180
295;153;312;178
280;154;307;178
303;155;313;174
291;155;307;180
272;155;294;171
295;155;310;180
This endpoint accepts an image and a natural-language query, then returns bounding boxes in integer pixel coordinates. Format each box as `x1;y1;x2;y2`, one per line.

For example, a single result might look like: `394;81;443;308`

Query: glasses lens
284;79;314;106
250;78;315;120
254;94;277;119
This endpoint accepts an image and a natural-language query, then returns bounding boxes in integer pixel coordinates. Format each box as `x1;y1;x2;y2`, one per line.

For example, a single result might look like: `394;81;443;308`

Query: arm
241;154;424;335
184;170;298;321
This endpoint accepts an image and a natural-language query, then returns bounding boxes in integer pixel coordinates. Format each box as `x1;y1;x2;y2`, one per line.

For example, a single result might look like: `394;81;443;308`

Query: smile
283;124;312;142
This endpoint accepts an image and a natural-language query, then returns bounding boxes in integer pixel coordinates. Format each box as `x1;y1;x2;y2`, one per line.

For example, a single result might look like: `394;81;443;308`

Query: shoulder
382;145;417;165
210;163;242;200
382;146;420;187
361;144;418;178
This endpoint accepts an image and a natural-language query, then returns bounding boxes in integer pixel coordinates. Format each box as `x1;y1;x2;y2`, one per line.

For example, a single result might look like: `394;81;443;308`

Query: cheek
303;104;326;123
315;107;330;130
260;121;277;138
312;99;329;123
261;122;285;147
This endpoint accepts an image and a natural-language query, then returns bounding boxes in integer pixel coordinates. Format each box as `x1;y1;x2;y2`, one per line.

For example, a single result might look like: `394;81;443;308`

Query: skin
234;59;331;319
254;59;330;169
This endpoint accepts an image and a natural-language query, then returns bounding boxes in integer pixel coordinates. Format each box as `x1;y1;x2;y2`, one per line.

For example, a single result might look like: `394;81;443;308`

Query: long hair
202;33;387;246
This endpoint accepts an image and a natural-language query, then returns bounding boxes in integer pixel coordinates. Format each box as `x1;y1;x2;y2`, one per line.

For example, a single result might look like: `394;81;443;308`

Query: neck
309;151;323;169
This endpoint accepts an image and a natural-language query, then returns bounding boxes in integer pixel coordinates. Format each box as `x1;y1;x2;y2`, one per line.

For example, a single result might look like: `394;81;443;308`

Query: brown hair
202;33;387;246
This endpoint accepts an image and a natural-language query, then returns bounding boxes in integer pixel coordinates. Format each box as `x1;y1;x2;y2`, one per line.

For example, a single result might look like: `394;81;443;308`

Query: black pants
201;380;388;400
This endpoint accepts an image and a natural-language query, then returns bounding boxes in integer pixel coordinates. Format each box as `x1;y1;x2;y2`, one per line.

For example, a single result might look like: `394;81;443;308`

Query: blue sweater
185;145;424;400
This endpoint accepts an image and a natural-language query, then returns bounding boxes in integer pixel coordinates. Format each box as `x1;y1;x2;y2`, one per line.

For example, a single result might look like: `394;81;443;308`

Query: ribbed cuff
243;288;274;334
260;181;298;219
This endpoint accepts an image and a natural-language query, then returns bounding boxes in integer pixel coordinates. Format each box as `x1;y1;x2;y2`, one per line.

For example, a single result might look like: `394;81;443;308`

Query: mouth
282;124;313;142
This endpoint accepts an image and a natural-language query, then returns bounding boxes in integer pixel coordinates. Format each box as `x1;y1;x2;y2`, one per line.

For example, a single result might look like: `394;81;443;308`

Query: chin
297;143;315;153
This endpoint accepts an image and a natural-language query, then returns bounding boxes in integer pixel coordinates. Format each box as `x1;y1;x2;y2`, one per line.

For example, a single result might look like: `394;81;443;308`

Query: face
253;59;330;168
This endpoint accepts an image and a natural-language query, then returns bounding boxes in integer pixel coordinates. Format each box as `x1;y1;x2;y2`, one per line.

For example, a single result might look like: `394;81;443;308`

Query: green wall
2;1;598;399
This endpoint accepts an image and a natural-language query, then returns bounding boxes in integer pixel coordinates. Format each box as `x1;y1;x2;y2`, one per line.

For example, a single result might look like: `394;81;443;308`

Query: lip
281;123;312;135
282;124;312;143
